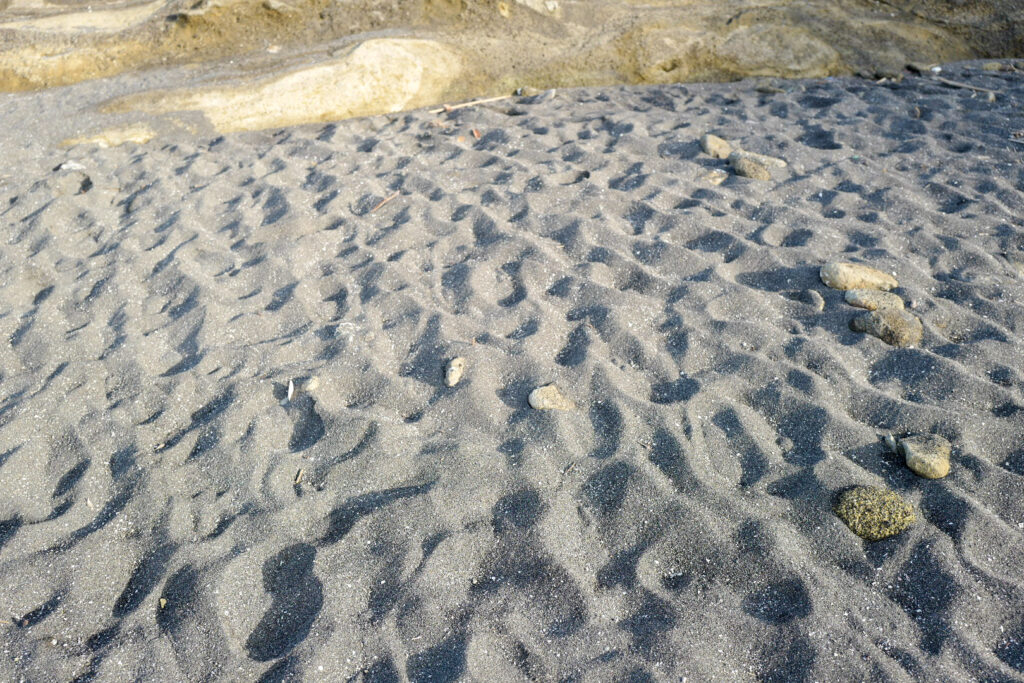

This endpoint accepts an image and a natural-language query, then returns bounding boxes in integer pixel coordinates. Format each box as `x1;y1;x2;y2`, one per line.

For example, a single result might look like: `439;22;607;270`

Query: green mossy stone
834;486;915;541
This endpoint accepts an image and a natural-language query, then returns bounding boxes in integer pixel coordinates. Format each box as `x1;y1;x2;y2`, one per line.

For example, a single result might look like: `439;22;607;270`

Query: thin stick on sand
429;95;512;114
369;191;400;213
932;76;1000;96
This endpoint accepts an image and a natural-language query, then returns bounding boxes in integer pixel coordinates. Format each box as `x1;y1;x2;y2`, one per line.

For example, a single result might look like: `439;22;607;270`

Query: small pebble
850;309;923;347
844;289;905;311
729;155;771;181
700;133;732;159
796;289;825;312
820;261;898;291
730;149;787;168
528;384;574;411
834;486;915;541
445;357;466;387
898;434;952;479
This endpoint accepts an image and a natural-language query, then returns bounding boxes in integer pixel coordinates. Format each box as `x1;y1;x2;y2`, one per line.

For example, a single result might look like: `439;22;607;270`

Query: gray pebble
850;309;923;347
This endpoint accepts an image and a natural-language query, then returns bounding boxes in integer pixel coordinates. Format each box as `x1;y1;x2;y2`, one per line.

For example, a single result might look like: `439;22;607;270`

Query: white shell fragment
445;356;466;387
281;375;320;405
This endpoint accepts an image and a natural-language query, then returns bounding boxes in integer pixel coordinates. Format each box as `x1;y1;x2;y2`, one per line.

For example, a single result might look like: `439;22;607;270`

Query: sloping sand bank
1;0;1023;106
1;61;1023;680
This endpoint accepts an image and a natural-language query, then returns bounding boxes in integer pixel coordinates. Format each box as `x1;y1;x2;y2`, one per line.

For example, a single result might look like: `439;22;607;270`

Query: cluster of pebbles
698;133;787;182
430;351;950;543
833;432;953;541
819;261;923;347
814;262;952;539
284;259;950;544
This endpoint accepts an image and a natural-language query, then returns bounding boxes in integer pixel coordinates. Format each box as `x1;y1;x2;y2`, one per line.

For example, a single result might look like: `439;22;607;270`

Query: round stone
835;485;915;541
528;384;574;410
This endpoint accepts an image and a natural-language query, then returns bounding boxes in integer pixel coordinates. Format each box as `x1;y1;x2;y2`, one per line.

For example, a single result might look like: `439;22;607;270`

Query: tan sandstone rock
820;262;898;291
700;133;732;159
528;384;575;411
730;155;771;181
899;434;952;479
844;289;905;311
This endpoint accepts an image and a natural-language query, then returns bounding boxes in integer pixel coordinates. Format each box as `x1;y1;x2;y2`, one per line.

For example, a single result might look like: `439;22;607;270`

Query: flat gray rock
850;309;923;347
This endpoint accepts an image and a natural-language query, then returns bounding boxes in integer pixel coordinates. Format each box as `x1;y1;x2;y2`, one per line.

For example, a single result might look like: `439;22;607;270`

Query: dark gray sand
1;62;1024;681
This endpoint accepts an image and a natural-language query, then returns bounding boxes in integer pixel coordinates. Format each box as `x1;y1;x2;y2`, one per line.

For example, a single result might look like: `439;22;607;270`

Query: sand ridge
0;61;1023;680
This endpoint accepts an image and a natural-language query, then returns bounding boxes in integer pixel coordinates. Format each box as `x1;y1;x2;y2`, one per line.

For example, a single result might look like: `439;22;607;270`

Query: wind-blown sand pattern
1;62;1024;680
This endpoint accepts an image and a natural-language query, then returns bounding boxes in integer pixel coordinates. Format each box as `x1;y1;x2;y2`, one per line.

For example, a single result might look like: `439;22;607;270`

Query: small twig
369;191;399;213
1009;137;1024;146
932;76;1000;95
428;95;512;114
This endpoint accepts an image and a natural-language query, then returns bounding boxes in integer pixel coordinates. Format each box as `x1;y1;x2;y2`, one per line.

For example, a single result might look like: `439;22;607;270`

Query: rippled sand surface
1;61;1023;680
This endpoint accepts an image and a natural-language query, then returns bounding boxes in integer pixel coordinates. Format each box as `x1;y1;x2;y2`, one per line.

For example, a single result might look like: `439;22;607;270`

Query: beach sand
1;61;1024;681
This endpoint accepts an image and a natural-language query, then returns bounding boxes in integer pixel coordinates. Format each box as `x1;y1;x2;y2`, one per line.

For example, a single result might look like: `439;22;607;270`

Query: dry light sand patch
0;61;1023;680
99;39;465;135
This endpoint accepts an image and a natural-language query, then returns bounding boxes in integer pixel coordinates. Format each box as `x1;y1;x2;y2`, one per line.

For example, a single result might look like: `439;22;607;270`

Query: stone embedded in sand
52;171;92;196
701;169;729;186
835;485;915;541
898;434;952;479
731;149;787;168
445;357;466;387
730;155;771;181
850;309;923;347
528;384;574;411
844;288;905;311
796;289;825;312
820;261;898;291
700;133;732;159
